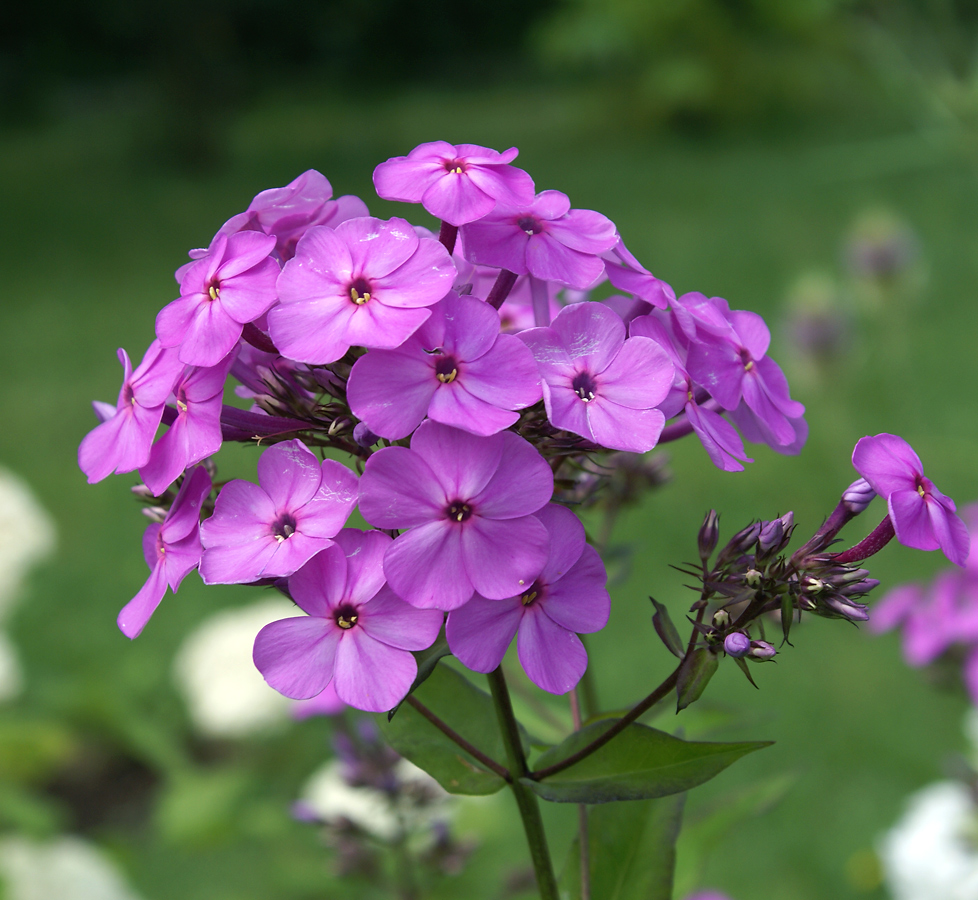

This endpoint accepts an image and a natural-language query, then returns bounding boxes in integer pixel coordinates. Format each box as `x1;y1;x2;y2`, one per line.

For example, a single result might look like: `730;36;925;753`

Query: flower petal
446;595;523;673
253;616;340;700
517;608;587;694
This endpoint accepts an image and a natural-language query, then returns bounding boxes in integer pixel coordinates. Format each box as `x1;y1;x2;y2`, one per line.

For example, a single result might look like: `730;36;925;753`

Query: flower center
207;283;220;302
446;501;472;523
349;276;372;306
517;215;545;237
520;583;543;606
571;371;598;402
739;348;754;372
271;513;297;542
444;158;467;175
434;355;459;384
335;604;359;630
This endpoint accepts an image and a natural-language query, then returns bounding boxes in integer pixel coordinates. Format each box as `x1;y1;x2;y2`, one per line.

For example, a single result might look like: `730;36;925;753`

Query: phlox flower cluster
79;143;809;713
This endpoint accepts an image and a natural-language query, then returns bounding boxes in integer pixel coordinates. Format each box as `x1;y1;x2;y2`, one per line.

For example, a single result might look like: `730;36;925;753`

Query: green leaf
560;793;686;900
523;720;771;803
733;656;759;689
781;591;794;645
388;630;452;721
676;648;719;711
378;665;515;796
650;597;684;658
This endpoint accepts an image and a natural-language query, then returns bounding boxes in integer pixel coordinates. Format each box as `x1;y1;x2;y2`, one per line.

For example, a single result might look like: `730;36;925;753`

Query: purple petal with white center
446;595;523;674
889;490;939;552
470;432;554;519
550;302;626;373
117;562;168;639
597;336;674;409
587;400;664;453
332;529;392;605
383;520;473;610
339;217;419;279
538;545;609;634
517;608;587;694
371;237;455;308
535;504;586;585
334;631;418;713
356;585;443;651
410;421;504;503
461;515;549;600
359;446;446;529
288;544;347;618
427;381;520;436
526;233;605;290
347;347;435;440
852;434;923;497
254;616;340;700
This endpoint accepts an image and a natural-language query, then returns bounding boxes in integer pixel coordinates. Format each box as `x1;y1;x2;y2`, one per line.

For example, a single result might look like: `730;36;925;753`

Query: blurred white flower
0;835;145;900
878;780;978;900
172;599;296;738
298;758;450;842
0;467;56;619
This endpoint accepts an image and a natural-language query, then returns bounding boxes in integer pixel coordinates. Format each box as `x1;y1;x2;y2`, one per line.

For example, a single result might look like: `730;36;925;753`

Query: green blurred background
3;1;978;897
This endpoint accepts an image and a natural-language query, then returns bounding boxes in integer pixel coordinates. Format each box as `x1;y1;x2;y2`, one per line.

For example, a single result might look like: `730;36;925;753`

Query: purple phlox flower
209;170;370;262
139;348;238;496
117;465;212;639
78;340;184;483
519;302;675;453
157;231;280;368
268;217;456;364
455;265;563;333
729;401;807;455
373;141;536;227
446;503;609;694
460;190;619;290
347;292;542;439
630;313;752;472
358;421;554;611
601;238;675;310
253;530;443;712
670;292;736;344
852;433;969;566
684;302;805;449
200;439;358;584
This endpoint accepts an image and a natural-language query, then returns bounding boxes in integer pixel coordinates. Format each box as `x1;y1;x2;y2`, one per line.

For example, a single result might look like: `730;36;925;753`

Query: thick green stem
487;667;560;900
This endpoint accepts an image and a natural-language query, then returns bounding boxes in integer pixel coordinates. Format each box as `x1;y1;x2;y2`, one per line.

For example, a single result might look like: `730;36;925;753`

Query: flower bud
842;477;876;515
717;522;761;566
824;595;870;621
698;510;720;562
724;632;751;657
353;422;379;449
748;640;777;660
712;609;731;629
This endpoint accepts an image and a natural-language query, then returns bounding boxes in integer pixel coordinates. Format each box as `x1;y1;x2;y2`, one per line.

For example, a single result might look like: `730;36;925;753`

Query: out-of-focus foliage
533;0;978;129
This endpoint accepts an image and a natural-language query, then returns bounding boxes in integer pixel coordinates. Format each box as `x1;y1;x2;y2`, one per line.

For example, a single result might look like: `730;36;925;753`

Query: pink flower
118;466;212;639
200;439;358;584
446;504;609;694
253;531;443;713
373;141;535;227
157;231;280;367
853;433;969;566
268;217;456;364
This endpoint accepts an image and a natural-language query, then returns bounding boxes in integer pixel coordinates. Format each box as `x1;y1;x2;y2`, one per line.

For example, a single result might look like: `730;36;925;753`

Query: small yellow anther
437;369;458;384
337;614;358;630
350;287;371;305
918;484;926;498
208;285;220;301
744;360;754;372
